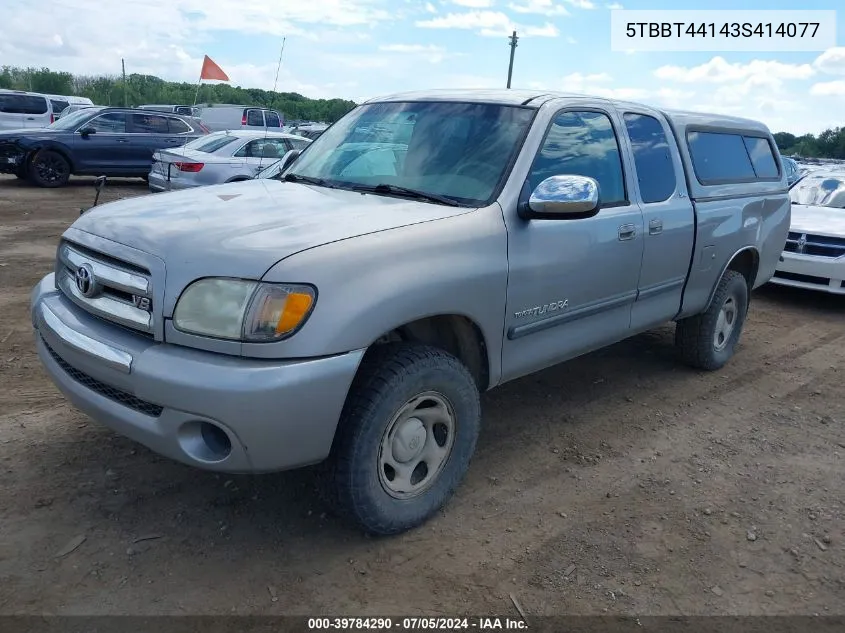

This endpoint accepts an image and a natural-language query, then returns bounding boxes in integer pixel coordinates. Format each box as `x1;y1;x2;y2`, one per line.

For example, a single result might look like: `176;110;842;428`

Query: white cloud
452;0;494;6
563;0;594;8
425;1;438;10
508;0;569;16
813;47;845;76
416;10;559;37
810;80;845;96
653;56;815;84
379;44;445;53
606;2;623;8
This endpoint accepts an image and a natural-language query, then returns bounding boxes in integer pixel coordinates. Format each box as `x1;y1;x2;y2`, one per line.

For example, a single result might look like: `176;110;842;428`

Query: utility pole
506;30;518;89
121;58;127;107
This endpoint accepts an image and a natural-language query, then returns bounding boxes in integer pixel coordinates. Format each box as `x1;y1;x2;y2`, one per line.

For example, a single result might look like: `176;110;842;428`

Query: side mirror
79;127;96;137
280;149;301;172
521;175;600;220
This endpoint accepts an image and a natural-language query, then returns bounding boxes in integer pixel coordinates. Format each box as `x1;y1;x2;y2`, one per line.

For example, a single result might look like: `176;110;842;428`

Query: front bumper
770;251;845;295
32;273;366;473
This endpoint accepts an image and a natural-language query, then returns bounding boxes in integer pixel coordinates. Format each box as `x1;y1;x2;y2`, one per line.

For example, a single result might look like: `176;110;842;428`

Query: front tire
323;343;481;535
29;150;70;188
675;269;749;370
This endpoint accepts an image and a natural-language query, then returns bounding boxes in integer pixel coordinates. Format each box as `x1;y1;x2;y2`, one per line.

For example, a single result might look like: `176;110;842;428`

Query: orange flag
200;55;229;81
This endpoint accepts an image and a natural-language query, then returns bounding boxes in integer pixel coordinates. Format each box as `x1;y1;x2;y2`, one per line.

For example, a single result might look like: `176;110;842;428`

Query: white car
771;170;845;294
147;130;311;192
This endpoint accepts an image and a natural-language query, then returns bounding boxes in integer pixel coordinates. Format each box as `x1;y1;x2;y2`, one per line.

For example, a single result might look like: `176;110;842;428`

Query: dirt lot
0;174;843;617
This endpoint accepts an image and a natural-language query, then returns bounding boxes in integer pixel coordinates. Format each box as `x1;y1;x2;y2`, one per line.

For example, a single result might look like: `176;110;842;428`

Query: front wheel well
28;146;75;172
371;315;490;391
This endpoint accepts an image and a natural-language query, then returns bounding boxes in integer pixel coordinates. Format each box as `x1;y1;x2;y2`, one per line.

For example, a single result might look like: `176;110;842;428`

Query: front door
500;106;645;382
72;111;133;172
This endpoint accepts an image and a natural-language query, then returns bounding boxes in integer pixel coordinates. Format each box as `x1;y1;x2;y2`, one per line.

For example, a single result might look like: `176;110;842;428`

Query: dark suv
0;107;208;187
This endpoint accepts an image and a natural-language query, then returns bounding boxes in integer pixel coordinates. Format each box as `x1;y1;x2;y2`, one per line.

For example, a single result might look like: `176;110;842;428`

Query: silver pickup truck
31;89;790;535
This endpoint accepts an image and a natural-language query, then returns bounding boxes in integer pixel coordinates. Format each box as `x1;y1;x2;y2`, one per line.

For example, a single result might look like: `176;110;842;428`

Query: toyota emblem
75;264;97;297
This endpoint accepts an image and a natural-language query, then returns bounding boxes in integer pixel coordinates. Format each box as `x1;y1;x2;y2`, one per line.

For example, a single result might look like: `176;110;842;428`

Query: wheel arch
366;314;491;392
704;246;759;312
28;143;77;172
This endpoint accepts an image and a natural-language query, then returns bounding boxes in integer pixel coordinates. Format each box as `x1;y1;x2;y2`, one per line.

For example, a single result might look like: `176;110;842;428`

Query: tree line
0;66;357;123
774;129;845;160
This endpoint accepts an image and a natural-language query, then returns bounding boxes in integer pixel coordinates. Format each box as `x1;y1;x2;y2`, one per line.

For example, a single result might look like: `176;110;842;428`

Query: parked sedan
147;130;310;192
770;170;845;295
0;107;208;187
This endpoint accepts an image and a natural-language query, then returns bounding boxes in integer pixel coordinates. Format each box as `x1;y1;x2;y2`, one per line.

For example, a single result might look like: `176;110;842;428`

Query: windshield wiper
283;173;335;188
350;183;461;207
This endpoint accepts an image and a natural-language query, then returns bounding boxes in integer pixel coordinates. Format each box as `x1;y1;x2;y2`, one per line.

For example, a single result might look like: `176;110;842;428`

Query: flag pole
193;75;202;106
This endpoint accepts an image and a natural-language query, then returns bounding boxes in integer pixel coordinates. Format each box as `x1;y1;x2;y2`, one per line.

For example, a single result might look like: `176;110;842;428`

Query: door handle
26;117;35;120
115;138;128;143
649;218;663;235
618;224;637;241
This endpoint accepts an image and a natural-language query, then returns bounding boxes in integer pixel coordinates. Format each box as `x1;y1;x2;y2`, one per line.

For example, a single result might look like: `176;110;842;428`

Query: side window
85;112;127;133
235;140;283;158
50;99;69;114
245;109;264;126
265;111;281;127
743;136;779;179
21;96;49;115
0;95;23;113
527;110;626;206
174;106;192;116
623;113;676;204
131;113;169;133
167;117;192;134
686;131;755;183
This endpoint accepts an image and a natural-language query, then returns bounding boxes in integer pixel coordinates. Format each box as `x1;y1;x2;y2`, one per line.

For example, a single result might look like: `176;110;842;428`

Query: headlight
173;278;316;341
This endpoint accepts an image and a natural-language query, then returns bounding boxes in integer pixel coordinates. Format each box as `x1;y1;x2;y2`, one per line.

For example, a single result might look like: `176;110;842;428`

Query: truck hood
790;203;845;239
70;179;470;280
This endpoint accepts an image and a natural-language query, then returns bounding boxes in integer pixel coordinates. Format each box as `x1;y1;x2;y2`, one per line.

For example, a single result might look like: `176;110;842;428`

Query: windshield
287;101;536;205
789;173;845;208
47;107;103;130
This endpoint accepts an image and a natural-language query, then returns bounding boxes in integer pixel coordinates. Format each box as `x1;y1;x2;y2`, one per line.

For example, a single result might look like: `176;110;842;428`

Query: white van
0;90;67;129
198;105;284;132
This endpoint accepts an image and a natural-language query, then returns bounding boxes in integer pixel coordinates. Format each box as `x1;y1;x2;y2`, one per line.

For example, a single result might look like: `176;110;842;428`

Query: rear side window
50;99;70;114
174;106;193;116
131;113;169;133
265;111;281;127
0;94;48;114
167;117;192;134
245;109;264;126
742;136;779;179
687;131;780;184
623;113;676;203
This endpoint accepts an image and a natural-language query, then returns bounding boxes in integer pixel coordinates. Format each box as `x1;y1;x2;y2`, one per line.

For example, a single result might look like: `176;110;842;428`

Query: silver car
147;130;311;192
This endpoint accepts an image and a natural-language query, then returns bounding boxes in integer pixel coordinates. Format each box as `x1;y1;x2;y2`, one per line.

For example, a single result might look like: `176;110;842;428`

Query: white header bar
610;10;837;52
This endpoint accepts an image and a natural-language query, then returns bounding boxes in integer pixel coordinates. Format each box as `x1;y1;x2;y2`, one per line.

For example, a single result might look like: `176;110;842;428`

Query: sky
2;0;844;134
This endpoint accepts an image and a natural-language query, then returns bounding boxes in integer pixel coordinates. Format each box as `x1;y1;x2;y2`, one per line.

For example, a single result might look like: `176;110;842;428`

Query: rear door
234;138;289;176
265;111;282;129
72;111;132;172
128;112;173;170
243;108;265;130
20;95;51;128
0;94;24;130
621;108;695;331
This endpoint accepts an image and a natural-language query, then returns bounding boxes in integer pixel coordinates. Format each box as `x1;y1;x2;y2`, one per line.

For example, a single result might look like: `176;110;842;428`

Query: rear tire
321;343;481;535
29;150;70;188
675;269;749;371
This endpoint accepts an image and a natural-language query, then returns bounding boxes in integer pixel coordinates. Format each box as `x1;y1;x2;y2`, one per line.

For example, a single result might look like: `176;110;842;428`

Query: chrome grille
56;241;154;335
784;232;845;258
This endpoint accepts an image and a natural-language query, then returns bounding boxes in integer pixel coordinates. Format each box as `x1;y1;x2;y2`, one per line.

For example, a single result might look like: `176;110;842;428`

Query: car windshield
789;173;845;208
183;133;239;153
47;107;103;130
286;101;536;206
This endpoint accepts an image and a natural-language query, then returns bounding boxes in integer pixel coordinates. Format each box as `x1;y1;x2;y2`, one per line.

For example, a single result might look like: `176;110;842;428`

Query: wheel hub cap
392;417;426;463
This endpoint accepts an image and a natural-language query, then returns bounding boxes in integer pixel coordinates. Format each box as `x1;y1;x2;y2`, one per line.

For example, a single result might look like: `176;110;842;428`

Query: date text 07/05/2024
307;617;527;630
